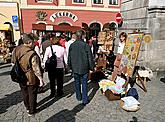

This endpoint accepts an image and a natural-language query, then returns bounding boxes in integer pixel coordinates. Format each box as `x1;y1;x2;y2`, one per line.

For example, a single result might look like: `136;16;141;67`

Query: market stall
0;24;15;63
96;32;153;112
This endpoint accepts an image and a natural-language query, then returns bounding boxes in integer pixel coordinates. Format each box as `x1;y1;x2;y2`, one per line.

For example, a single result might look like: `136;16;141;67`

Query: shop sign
50;11;78;22
46;25;53;31
12;15;19;30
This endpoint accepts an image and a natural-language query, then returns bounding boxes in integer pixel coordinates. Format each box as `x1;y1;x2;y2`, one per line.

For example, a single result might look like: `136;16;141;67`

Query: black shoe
57;92;64;97
160;77;165;83
49;94;55;98
82;100;89;106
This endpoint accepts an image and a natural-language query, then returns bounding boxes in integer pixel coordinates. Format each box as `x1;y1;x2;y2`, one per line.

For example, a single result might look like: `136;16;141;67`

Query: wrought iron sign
36;11;48;21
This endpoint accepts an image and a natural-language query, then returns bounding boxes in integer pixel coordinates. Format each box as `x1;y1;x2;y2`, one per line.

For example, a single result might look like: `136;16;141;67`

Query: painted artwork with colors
120;33;143;77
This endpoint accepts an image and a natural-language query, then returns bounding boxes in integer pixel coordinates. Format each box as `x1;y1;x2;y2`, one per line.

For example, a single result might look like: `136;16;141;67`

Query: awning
32;24;81;32
32;24;46;31
0;24;11;31
53;25;81;32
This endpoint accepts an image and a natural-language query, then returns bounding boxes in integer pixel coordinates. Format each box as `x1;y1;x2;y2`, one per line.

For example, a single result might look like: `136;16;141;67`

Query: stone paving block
0;65;165;122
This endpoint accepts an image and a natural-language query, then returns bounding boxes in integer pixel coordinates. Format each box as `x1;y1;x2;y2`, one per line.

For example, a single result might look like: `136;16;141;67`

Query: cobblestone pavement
0;63;165;122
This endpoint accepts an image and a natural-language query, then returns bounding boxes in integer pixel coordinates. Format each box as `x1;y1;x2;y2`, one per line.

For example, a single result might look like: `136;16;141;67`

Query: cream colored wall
59;0;65;6
0;2;21;42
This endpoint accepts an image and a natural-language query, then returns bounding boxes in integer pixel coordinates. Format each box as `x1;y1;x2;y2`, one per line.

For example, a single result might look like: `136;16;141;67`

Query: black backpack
10;50;31;84
45;45;57;71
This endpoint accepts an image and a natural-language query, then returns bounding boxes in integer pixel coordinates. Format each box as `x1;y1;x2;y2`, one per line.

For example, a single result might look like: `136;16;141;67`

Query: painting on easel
120;33;143;77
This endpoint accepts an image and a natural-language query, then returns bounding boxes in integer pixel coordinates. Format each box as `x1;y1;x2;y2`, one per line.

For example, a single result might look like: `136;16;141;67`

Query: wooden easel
136;70;148;92
119;33;148;92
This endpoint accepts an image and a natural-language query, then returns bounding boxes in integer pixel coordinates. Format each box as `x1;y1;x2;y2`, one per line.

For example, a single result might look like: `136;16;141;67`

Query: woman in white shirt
112;32;127;81
43;37;65;98
117;32;127;54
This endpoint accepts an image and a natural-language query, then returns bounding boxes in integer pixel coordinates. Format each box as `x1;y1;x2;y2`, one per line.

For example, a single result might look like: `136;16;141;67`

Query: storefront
21;9;119;38
0;2;21;63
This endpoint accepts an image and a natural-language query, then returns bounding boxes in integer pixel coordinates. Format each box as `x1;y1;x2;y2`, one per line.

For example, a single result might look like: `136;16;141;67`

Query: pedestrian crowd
11;30;96;117
11;29;127;117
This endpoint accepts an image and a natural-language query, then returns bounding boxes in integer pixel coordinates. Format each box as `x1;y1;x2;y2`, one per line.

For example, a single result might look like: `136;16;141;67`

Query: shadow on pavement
0;63;12;69
45;104;84;122
37;74;99;113
130;116;138;122
88;81;99;101
0;90;22;114
0;71;11;76
37;75;75;112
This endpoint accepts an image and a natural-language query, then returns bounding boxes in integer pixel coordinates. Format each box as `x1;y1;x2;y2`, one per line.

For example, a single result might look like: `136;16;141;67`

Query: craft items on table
99;76;126;94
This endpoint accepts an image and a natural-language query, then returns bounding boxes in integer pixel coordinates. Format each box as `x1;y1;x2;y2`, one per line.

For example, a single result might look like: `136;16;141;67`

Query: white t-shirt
64;38;75;64
117;41;125;54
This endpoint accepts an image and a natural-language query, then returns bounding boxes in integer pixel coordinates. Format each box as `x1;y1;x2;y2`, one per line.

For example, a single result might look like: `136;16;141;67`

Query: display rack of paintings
120;33;143;77
98;30;114;52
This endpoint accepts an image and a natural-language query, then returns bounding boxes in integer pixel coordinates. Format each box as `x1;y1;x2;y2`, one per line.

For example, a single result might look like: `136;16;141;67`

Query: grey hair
76;30;85;38
22;33;34;44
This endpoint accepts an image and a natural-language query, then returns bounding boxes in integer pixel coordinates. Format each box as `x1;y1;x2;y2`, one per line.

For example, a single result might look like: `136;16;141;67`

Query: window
73;0;84;3
109;0;118;5
93;0;103;4
37;0;53;2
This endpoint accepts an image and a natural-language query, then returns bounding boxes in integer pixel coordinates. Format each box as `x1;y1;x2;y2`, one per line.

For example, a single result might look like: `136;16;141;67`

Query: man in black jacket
68;30;94;105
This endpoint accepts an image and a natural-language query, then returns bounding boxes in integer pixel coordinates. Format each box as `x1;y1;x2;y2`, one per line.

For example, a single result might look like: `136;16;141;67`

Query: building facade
20;0;121;37
120;0;165;71
0;1;21;43
0;1;22;63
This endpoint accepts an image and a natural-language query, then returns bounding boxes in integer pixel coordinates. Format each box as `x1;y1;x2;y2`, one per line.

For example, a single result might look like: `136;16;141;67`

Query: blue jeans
73;73;88;104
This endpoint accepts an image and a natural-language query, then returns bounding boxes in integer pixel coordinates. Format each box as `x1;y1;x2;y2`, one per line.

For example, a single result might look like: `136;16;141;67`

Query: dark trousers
19;83;38;114
48;68;64;95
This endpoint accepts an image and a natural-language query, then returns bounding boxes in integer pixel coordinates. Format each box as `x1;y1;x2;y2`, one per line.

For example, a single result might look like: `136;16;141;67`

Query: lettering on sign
50;11;78;22
46;25;53;31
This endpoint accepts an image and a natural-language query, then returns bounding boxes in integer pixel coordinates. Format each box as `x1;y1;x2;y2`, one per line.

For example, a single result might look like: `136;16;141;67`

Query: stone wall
147;7;165;70
120;0;165;71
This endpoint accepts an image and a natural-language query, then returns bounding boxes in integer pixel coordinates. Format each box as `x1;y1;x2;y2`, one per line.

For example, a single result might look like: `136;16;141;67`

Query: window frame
36;0;53;3
93;0;103;5
72;0;85;4
109;0;119;6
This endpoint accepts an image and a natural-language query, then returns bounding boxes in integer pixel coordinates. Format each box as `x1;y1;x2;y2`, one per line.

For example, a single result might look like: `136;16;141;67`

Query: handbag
45;45;57;71
10;49;31;84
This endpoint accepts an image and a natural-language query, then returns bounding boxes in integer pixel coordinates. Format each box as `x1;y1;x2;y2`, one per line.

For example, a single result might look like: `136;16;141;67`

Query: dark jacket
68;39;94;74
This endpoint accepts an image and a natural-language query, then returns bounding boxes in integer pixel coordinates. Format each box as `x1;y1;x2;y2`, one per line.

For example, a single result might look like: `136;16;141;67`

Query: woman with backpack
43;37;65;98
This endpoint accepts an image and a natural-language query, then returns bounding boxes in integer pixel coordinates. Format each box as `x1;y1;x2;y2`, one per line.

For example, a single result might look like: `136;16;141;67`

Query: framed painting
120;33;143;77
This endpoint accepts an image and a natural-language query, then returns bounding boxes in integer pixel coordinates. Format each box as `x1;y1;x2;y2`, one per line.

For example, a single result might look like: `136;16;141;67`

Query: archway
109;22;117;30
89;22;101;37
4;22;14;43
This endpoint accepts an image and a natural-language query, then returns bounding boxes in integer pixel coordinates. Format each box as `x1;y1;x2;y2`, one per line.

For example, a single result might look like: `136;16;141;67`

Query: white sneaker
28;113;35;117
